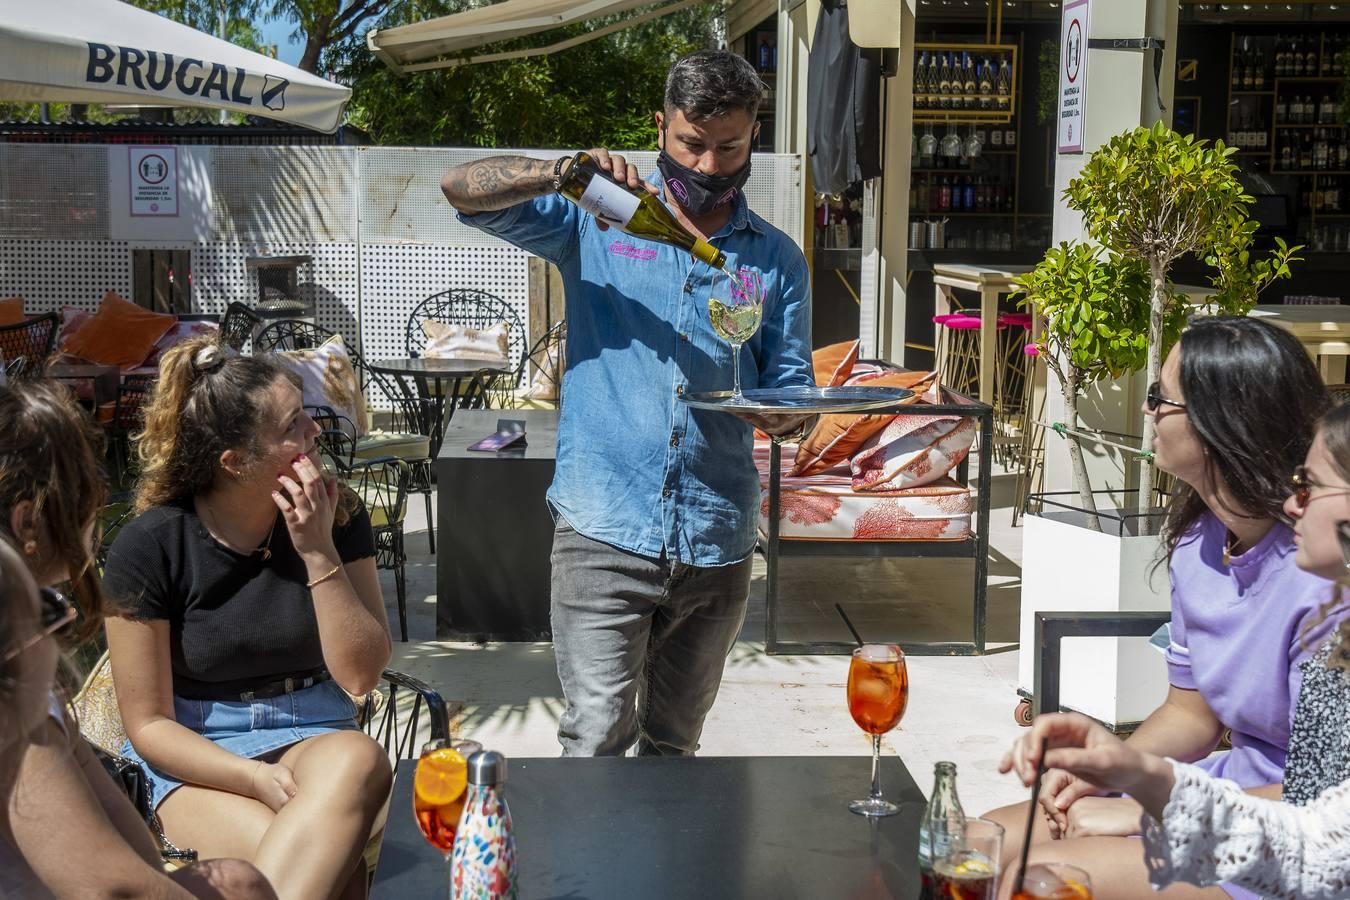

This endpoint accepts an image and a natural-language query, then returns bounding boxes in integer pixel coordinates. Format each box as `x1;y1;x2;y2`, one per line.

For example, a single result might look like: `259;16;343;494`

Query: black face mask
656;135;753;217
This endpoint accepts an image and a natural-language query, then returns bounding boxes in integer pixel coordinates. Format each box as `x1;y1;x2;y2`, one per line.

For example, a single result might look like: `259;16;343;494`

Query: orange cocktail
846;644;908;817
414;740;480;857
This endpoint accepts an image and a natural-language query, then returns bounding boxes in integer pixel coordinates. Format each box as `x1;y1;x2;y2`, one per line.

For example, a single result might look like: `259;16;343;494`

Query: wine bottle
557;152;727;271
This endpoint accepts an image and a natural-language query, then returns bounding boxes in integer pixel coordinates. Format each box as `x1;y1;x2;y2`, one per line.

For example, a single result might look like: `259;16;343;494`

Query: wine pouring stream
557;151;765;400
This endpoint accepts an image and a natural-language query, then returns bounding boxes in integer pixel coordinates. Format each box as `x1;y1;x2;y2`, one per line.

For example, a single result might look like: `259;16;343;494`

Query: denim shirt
458;173;813;566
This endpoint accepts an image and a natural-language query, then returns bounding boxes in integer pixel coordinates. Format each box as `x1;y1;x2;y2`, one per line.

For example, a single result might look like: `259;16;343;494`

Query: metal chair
107;380;153;489
314;415;414;642
0;312;58;377
509;319;566;409
219;302;262;352
253;319;439;554
405;289;527;408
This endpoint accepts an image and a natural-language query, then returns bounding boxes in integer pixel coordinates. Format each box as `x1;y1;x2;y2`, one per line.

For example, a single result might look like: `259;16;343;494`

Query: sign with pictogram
129;146;179;216
1058;0;1090;154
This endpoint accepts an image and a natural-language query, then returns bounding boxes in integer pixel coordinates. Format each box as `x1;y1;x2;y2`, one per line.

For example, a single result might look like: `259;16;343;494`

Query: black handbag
90;745;198;863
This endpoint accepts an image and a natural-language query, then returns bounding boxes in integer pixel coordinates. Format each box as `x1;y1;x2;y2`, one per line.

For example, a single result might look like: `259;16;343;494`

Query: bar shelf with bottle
912;43;1018;124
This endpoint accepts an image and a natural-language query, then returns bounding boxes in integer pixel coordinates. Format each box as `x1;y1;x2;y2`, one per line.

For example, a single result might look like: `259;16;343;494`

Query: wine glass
708;266;764;403
413;738;482;891
846;643;908;817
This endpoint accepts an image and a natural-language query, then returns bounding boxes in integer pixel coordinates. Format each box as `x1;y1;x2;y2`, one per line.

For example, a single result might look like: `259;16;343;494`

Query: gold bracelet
306;563;342;589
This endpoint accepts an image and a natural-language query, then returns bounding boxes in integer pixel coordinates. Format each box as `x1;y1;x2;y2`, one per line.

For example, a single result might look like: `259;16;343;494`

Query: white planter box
1019;508;1171;727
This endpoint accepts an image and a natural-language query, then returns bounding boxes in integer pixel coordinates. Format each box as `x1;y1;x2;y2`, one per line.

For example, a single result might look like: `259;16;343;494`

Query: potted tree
1014;123;1298;727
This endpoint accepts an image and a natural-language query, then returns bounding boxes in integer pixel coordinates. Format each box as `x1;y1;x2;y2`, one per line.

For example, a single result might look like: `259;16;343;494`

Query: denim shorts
120;678;360;809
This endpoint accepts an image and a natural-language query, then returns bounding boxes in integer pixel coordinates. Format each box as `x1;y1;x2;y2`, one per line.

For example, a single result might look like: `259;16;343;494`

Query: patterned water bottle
451;750;518;899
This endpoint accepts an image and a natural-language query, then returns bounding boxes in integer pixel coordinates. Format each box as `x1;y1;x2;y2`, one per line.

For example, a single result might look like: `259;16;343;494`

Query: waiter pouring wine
440;49;815;758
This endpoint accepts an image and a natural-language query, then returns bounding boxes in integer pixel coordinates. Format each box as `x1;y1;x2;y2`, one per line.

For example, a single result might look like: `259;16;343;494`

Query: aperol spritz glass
846;643;908;817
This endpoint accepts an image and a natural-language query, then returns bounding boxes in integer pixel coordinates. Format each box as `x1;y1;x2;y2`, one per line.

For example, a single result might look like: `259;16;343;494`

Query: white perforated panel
212;148;358;243
192;242;360;339
0;240;131;312
359;244;531;411
0;146;110;240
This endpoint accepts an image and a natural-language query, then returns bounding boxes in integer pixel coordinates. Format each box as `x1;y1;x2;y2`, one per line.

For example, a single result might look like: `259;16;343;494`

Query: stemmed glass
846;643;909;817
708;266;764;403
413;738;482;892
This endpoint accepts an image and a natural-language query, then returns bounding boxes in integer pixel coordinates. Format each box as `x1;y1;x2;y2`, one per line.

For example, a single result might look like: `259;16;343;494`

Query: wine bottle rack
912;42;1019;125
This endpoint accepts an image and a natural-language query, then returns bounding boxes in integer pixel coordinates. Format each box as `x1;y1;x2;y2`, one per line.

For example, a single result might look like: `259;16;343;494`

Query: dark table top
370;357;511;378
438;408;559;462
371;755;923;900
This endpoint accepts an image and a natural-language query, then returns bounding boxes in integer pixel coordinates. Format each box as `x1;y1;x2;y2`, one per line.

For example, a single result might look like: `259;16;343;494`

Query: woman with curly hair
103;337;392;900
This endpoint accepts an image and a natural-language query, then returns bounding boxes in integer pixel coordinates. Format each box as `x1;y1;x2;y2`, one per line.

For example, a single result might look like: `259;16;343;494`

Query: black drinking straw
1013;738;1050;897
835;603;865;648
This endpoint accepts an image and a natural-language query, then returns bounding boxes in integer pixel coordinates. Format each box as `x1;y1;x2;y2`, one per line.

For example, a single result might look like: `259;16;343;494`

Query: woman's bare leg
983;800;1056;871
995;835;1230;900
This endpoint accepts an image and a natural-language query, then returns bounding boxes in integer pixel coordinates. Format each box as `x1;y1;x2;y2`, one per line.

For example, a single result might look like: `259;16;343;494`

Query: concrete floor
380;460;1031;814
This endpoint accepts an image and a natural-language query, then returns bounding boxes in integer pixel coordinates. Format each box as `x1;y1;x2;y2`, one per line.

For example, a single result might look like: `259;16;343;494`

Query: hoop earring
22;540;37;556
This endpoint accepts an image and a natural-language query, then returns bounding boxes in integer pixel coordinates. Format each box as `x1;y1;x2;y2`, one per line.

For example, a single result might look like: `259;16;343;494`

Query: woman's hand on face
273;454;339;565
250;761;298;812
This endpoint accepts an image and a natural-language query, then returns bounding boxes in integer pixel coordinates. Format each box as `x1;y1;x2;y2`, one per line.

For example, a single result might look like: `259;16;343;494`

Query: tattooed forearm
440;156;559;214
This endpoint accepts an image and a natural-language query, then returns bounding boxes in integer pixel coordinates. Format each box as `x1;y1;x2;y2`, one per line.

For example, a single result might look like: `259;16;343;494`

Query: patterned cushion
57;306;93;352
422;320;510;362
850;414;976;492
144;319;219;367
71;651;127;756
356;431;431;460
275;334;370;436
756;442;971;541
791;370;938;477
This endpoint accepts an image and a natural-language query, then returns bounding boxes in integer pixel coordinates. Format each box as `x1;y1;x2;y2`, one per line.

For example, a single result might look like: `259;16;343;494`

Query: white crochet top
1142;759;1350;898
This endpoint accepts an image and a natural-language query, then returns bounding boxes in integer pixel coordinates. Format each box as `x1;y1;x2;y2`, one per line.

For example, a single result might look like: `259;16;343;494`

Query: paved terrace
381;460;1028;813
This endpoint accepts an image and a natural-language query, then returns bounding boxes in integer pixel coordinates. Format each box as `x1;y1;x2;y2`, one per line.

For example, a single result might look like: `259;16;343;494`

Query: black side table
435;408;558;641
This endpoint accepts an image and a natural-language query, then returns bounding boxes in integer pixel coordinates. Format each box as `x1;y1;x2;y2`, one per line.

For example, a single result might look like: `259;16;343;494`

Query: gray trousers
549;519;753;757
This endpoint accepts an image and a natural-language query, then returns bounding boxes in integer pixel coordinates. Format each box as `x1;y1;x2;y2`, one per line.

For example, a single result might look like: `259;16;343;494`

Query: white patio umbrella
0;0;351;133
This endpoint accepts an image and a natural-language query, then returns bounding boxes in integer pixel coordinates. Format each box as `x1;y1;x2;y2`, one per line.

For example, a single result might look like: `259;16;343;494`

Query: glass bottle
914;51;929;108
938;53;953;109
557;152;726;271
451;751;518;900
996;57;1012;111
962;52;977;109
979;58;993;110
918;762;966;900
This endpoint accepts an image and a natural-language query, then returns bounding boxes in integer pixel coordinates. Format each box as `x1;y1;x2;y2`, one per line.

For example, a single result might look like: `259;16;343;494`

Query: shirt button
676;385;685;396
662;487;672;498
670;432;680;447
683;282;694;293
680;333;689;343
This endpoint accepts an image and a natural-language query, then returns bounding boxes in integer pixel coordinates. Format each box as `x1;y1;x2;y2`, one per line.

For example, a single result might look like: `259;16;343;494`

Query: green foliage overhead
331;1;722;148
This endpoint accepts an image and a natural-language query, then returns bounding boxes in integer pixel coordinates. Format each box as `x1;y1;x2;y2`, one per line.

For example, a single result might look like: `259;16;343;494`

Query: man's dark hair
664;50;765;122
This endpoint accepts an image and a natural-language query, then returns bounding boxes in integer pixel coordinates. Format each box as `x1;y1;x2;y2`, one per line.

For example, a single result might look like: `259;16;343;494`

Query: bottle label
578;175;641;229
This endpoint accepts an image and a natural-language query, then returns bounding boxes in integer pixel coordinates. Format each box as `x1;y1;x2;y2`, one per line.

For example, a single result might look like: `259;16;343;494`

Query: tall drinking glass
413;738;482;894
931;817;1004;899
708;266;764;403
846;643;908;816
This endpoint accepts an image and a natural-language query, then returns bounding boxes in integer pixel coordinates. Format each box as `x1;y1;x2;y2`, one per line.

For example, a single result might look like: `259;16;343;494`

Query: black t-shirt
102;497;376;700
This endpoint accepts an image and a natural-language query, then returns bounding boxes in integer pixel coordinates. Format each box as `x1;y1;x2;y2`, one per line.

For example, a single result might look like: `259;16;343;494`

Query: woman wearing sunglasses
985;316;1341;900
0;381;274;899
1002;396;1350;899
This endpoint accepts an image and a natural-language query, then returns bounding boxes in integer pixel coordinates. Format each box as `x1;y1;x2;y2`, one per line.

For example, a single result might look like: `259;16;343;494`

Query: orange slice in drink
414;747;469;807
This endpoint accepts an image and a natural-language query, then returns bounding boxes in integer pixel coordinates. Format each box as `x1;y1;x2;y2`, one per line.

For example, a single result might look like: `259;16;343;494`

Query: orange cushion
791;369;939;476
64;292;176;369
812;340;861;387
0;298;23;326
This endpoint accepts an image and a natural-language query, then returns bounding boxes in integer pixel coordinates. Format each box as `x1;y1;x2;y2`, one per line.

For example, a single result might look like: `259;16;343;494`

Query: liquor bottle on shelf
979;58;993;110
1324;38;1336;77
1291;95;1305;126
966;52;977;109
1281;139;1294;171
996;56;1011;111
914;52;929;108
928;53;940;108
938;53;952;109
1255;46;1267;89
1275;35;1287;77
1232;52;1243;89
1276;95;1288;124
1242;47;1255;89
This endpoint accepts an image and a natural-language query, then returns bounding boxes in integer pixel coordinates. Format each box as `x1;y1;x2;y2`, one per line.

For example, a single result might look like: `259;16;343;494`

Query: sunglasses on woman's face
1145;381;1187;413
1;587;76;664
1291;465;1350;511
